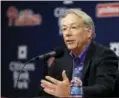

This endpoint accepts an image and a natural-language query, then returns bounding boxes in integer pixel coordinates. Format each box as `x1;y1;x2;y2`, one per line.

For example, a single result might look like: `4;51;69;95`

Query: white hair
59;8;96;39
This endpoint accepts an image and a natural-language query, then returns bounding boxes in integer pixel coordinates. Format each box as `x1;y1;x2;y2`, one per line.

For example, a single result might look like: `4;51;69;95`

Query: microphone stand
16;57;36;89
16;56;50;96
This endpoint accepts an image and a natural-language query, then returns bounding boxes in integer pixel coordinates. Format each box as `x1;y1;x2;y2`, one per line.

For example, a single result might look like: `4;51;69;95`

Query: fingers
43;88;55;96
41;72;70;97
62;70;68;80
41;80;56;89
45;76;61;84
41;81;49;88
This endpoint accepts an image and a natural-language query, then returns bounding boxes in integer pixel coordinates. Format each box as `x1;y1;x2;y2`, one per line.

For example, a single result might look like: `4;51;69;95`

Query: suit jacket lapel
82;41;96;81
63;48;73;81
57;47;73;81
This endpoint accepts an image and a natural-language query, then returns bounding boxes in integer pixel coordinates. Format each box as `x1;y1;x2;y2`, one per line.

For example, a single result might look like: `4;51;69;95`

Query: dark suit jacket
41;41;118;97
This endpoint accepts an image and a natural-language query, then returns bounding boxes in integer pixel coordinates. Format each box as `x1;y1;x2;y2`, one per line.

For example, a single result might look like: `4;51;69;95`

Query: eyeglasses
61;24;85;32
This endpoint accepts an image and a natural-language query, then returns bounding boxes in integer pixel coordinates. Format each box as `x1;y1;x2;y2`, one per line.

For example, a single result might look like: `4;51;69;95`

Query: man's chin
67;45;76;50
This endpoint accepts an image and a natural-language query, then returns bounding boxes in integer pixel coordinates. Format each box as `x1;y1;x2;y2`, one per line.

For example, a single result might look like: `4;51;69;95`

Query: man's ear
88;31;92;39
85;27;92;39
84;27;89;31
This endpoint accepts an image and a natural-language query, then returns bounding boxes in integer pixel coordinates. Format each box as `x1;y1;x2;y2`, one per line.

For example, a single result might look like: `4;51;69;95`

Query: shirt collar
69;42;90;59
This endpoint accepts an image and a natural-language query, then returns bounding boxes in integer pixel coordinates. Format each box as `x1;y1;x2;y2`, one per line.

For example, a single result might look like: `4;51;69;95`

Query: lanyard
72;50;87;80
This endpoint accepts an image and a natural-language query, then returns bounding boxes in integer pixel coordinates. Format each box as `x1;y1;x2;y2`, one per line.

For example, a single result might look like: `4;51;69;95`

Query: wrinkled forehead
60;13;84;26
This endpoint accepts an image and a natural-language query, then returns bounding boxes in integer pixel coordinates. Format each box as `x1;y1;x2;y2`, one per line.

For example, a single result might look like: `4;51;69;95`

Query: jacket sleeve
83;50;118;97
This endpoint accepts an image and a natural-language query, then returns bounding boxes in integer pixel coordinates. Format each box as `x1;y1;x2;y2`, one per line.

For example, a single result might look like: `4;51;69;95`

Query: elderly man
40;8;118;97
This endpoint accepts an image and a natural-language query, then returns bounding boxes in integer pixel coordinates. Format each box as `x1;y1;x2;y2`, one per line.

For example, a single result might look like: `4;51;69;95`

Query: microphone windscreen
54;47;64;58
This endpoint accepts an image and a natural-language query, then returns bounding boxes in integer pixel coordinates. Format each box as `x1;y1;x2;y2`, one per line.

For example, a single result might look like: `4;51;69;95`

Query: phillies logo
7;6;42;27
96;3;119;18
7;6;18;26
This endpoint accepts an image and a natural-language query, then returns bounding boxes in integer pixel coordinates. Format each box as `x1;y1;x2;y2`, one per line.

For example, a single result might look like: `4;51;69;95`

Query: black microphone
34;47;64;60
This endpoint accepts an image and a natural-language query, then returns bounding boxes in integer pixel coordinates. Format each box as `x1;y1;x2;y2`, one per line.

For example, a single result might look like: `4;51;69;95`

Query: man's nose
65;29;72;36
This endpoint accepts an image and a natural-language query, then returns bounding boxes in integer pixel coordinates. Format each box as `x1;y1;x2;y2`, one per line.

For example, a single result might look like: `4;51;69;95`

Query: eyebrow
62;22;79;27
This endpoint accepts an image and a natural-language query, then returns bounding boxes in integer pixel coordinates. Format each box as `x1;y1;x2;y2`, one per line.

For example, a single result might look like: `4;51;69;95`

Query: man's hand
41;70;70;97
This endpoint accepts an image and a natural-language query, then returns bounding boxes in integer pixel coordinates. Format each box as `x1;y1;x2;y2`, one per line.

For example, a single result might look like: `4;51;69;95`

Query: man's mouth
66;40;74;44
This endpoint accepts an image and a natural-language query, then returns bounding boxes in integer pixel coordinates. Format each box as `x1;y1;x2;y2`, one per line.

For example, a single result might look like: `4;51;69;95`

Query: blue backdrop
1;1;119;97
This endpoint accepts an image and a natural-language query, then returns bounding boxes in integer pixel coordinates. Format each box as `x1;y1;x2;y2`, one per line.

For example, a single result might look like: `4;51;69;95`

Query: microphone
34;47;64;60
16;47;64;88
